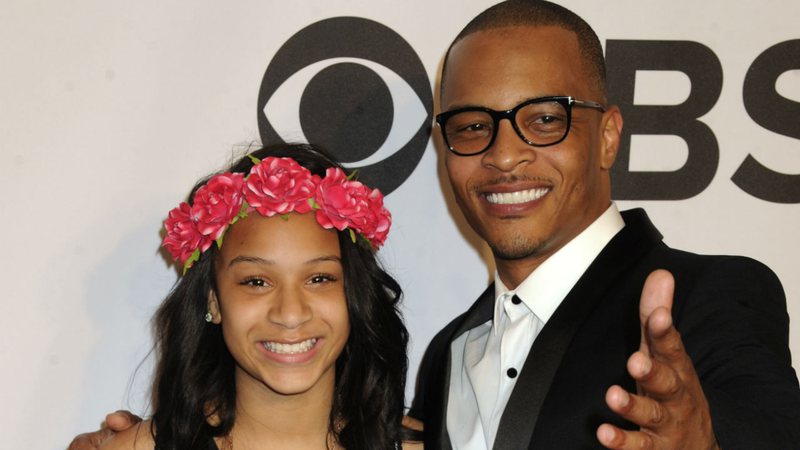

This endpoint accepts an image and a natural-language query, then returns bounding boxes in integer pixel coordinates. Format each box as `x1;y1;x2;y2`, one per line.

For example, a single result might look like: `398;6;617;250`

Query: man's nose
481;119;536;172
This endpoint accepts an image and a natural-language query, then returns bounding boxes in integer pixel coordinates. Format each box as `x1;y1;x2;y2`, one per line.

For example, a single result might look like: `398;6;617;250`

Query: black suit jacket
410;209;800;449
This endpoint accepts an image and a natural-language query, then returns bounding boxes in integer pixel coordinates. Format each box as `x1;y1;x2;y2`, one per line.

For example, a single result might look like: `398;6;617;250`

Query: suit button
507;367;518;378
511;295;522;305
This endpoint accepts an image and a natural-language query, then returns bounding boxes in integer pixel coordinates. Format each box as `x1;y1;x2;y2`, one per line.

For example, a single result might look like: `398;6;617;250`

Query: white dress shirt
447;204;625;449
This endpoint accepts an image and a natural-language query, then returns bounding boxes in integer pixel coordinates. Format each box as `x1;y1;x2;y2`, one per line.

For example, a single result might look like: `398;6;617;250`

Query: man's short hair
441;0;607;102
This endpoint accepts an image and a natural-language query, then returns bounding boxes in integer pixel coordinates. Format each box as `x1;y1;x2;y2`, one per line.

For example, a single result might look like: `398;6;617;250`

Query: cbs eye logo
257;17;433;195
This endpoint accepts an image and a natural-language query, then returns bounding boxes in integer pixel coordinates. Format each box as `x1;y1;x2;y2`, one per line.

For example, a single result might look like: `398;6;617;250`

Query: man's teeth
263;338;318;354
486;188;549;205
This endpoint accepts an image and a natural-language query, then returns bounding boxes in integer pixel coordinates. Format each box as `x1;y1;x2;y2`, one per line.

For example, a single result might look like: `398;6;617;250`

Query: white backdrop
1;2;798;449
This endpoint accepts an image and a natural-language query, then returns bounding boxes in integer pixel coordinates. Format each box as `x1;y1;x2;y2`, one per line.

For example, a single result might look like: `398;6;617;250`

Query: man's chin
489;237;546;261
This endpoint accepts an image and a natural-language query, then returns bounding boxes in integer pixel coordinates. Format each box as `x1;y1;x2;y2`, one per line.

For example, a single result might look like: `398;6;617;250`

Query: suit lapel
454;285;496;337
492;209;662;449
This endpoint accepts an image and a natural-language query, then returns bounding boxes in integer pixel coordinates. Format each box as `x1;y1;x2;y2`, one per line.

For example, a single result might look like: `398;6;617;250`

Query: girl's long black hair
151;144;409;449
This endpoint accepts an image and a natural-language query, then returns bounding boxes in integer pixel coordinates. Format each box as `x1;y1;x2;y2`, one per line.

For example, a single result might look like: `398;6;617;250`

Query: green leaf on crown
232;201;249;223
183;249;201;275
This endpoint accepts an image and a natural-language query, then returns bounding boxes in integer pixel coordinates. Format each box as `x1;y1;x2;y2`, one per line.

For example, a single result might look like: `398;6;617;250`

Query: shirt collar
492;203;625;330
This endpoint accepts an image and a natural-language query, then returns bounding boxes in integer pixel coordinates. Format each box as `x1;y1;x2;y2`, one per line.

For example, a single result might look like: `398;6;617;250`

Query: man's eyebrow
443;95;557;112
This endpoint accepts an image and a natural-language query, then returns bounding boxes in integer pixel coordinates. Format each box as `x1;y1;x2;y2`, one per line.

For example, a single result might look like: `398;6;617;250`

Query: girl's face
209;212;349;397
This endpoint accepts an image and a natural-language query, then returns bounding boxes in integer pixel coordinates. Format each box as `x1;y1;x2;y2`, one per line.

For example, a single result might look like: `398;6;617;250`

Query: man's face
441;25;621;286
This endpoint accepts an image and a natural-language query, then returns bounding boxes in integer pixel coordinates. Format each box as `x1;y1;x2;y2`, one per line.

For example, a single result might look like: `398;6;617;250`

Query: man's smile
485;187;550;205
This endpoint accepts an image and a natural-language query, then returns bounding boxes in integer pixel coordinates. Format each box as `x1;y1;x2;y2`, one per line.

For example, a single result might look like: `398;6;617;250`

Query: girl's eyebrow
228;255;275;268
305;255;342;265
227;254;341;268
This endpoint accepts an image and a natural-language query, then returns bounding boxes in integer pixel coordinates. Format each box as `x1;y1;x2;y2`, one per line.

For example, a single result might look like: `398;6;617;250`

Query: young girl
103;144;415;449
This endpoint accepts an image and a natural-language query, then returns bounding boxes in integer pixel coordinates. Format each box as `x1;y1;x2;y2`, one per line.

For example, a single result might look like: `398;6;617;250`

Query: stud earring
204;312;213;323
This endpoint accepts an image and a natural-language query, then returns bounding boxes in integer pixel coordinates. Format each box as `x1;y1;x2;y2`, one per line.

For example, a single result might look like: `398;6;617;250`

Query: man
408;1;800;449
70;1;800;449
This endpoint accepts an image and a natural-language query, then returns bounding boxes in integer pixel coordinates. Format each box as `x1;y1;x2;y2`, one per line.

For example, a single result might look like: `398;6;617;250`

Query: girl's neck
220;368;340;449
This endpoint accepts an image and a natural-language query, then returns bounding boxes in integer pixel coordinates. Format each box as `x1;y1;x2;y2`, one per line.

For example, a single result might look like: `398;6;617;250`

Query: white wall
1;2;798;448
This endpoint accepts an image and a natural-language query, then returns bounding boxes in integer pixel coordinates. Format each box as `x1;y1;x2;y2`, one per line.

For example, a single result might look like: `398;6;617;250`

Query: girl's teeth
263;338;317;354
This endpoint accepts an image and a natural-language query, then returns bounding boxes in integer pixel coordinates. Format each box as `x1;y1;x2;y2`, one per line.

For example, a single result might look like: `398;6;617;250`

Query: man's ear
599;105;623;170
207;290;222;324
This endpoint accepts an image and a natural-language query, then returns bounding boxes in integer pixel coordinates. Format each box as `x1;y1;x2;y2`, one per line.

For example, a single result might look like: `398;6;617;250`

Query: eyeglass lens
443;100;569;155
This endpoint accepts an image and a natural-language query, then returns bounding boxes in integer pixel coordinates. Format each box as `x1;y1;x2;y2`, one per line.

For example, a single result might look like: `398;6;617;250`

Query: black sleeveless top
201;436;403;449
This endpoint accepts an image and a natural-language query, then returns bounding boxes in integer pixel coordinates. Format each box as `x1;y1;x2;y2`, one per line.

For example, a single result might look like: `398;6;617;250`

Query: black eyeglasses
435;96;606;156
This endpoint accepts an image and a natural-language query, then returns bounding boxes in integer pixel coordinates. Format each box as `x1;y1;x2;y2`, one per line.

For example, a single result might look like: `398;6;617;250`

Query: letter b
606;40;723;200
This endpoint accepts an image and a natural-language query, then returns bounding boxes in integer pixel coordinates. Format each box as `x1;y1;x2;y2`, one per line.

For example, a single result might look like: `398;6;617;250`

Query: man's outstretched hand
68;411;141;450
597;269;720;450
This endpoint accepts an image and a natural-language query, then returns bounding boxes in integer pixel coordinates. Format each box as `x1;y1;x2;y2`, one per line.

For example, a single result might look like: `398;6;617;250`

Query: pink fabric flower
191;172;246;241
360;188;392;247
314;167;365;230
314;167;391;247
162;202;210;263
245;157;318;216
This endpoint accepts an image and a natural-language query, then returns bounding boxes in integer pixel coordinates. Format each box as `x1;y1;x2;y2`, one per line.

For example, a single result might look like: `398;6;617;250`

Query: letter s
738;39;800;204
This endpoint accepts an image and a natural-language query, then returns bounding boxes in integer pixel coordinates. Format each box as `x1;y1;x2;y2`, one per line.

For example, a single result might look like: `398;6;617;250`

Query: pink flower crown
162;155;391;273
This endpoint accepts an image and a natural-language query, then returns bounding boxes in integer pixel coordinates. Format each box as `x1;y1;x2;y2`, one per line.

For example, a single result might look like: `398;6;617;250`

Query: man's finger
645;310;697;379
639;270;675;354
627;350;686;402
402;415;424;432
641;307;700;397
105;410;142;432
605;384;670;429
67;429;114;450
597;422;657;450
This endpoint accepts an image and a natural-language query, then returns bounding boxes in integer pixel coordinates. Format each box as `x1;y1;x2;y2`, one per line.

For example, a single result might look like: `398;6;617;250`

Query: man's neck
495;251;554;290
495;203;621;289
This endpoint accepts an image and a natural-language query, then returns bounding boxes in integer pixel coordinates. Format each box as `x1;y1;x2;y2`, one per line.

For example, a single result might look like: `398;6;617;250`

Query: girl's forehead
220;213;341;265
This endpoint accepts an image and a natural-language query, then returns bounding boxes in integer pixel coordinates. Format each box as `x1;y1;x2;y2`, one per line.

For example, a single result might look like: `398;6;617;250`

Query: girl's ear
207;290;222;324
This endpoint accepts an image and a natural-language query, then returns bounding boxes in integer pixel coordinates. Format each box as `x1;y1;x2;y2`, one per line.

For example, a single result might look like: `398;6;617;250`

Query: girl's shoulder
99;420;155;450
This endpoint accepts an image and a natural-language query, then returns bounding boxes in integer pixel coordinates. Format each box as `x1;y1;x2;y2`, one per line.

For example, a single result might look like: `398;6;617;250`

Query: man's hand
67;411;142;450
597;269;720;450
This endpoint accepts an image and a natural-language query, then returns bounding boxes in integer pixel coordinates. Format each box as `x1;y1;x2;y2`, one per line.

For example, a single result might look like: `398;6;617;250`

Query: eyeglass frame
435;95;606;156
